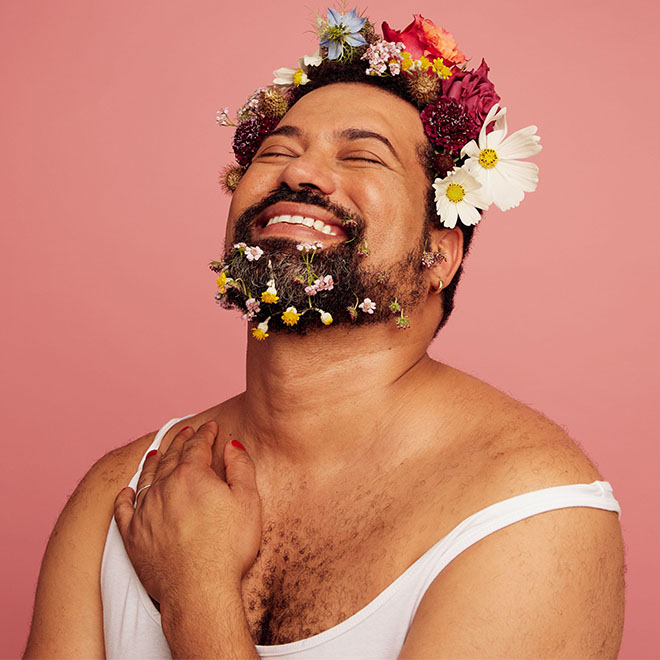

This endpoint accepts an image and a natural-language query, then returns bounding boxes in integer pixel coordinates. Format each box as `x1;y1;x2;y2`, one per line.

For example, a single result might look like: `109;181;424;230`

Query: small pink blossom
233;242;247;250
358;298;377;314
304;285;317;296
245;245;264;261
245;297;261;314
216;107;231;126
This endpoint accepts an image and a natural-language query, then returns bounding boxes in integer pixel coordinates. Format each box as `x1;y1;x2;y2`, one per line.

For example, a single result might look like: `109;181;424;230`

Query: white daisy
461;104;542;212
433;167;490;229
273;51;323;88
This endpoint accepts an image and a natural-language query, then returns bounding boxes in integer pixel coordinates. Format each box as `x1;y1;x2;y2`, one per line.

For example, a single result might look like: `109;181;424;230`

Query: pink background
2;1;658;657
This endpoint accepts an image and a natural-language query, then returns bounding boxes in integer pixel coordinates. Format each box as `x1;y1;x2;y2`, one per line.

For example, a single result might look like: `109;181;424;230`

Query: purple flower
420;98;479;156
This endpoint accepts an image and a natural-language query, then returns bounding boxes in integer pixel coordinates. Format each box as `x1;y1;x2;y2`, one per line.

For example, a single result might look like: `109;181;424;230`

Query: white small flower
461;104;542;212
320;311;333;326
215;107;231;126
245;245;264;261
273;51;323;87
358;298;377;314
433;167;490;229
233;242;247;251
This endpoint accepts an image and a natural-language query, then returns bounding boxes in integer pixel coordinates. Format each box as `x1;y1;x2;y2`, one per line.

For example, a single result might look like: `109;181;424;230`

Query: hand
113;422;262;607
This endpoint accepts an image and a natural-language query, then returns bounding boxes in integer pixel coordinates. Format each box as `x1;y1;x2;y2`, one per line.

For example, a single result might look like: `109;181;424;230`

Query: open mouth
255;203;350;242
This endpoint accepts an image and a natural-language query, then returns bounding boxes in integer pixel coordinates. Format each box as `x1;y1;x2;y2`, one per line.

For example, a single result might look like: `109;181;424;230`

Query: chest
240;484;417;646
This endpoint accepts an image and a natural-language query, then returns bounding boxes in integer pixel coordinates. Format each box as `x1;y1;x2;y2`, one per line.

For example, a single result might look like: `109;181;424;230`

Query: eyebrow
266;125;401;163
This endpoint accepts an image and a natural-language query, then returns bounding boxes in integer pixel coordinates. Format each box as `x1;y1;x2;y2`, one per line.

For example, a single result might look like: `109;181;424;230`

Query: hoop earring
433;280;443;295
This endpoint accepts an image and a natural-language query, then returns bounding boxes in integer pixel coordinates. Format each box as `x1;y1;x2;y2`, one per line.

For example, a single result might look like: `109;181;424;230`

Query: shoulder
400;365;625;657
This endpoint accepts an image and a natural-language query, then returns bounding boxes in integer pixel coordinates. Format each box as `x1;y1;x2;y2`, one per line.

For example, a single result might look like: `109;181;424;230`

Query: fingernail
231;439;247;451
146;449;158;459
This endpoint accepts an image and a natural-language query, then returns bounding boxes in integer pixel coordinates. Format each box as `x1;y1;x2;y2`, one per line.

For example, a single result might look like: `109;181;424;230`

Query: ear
424;225;463;296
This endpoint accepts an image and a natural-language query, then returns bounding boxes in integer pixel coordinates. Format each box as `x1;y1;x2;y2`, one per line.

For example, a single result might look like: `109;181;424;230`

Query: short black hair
289;58;477;332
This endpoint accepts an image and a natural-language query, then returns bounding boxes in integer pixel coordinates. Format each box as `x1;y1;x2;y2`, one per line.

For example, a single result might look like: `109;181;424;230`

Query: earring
433;280;443;295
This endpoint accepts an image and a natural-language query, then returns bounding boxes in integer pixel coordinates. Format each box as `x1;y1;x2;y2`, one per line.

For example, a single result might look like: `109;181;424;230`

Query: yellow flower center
293;68;304;86
252;328;268;341
446;183;465;203
216;273;227;293
478;148;498;169
261;291;279;304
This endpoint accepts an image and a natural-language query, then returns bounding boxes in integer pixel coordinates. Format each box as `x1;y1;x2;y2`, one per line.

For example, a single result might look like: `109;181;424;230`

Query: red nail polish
231;439;247;451
146;449;158;459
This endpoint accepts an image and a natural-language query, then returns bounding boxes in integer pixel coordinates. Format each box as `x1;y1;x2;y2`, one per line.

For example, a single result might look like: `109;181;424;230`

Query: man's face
221;82;433;332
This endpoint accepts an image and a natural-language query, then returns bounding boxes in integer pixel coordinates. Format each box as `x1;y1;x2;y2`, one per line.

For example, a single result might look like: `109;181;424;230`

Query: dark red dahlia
232;116;280;167
420;98;479;156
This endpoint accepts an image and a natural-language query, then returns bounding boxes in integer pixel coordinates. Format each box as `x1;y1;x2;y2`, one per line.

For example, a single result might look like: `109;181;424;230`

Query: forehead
279;82;426;156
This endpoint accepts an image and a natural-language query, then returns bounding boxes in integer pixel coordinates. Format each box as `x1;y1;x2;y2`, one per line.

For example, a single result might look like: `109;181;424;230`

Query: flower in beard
215;186;428;334
420;98;479;156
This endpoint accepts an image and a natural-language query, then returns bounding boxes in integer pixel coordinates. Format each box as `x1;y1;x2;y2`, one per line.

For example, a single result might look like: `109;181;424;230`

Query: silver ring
136;483;152;500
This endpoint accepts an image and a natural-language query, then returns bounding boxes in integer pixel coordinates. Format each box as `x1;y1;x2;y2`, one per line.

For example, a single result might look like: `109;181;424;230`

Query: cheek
224;167;273;244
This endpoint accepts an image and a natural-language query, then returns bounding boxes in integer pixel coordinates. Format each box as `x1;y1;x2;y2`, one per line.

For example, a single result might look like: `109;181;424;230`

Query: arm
398;506;625;659
23;434;156;659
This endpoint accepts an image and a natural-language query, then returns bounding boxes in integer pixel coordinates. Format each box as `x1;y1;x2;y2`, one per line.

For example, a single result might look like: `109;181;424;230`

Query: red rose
442;59;500;129
382;14;466;66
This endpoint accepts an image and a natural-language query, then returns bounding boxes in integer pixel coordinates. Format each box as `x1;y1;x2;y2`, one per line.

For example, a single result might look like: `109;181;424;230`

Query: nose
276;150;337;196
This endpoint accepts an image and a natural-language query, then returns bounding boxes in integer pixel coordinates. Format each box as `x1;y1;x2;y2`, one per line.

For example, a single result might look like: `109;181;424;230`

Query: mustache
232;185;366;241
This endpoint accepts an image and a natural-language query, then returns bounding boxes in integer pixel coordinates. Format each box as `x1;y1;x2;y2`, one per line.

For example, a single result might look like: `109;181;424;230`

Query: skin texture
24;83;624;659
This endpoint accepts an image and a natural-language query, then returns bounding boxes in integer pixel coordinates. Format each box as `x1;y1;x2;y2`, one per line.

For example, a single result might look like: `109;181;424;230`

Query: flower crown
217;8;542;229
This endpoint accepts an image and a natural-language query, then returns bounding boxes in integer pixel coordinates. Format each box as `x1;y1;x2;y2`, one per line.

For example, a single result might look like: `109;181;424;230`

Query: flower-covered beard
212;187;429;337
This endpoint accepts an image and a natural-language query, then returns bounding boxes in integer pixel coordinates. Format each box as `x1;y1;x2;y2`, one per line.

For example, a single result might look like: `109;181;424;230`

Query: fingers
179;421;216;468
224;439;258;496
153;425;195;482
135;449;159;504
114;487;136;540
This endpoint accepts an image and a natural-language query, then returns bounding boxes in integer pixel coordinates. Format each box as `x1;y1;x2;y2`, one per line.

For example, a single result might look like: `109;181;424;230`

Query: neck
236;318;436;478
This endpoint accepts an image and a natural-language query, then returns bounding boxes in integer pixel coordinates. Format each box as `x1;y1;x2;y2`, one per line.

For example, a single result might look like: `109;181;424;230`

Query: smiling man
25;10;625;660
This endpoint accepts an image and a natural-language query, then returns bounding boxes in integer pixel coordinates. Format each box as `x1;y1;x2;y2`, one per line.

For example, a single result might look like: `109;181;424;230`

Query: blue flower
320;8;367;60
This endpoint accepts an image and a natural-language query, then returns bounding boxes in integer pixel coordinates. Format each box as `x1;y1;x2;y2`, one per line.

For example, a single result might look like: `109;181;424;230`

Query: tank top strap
127;414;195;489
408;480;620;612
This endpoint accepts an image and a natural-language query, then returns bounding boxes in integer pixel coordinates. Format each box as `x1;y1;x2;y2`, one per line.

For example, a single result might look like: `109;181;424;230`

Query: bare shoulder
433;364;603;496
400;364;625;658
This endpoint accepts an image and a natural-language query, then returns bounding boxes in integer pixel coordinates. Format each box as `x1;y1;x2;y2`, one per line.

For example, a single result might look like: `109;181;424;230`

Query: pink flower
358;298;377;314
442;59;500;130
382;15;465;66
245;245;264;261
246;297;261;314
304;285;317;296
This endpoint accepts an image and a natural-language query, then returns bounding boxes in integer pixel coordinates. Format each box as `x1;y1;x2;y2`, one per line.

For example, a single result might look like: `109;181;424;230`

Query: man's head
212;10;540;340
221;82;461;337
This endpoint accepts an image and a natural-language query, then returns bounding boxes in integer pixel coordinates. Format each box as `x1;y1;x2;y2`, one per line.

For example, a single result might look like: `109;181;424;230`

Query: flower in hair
261;280;280;304
273;51;323;88
320;8;367;60
420;98;479;156
433;167;489;228
232;115;280;167
245;246;264;262
382;15;465;65
461;104;542;211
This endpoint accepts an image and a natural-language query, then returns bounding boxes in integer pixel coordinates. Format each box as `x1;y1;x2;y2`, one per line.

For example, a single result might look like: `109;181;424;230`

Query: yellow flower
261;279;279;304
252;321;270;341
320;311;333;326
216;272;227;293
419;56;431;71
281;306;301;326
401;52;414;71
432;57;452;79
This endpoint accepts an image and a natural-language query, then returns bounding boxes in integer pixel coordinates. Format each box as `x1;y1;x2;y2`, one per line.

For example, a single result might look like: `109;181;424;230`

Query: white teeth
265;215;337;236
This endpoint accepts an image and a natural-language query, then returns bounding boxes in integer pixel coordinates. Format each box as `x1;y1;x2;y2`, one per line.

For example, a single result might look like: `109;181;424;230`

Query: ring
136;484;152;500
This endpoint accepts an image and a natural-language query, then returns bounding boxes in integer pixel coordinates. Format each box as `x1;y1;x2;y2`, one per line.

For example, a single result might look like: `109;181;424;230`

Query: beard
214;186;429;335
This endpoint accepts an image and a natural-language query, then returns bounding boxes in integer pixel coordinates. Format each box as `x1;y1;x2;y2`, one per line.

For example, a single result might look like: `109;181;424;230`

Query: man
25;10;624;659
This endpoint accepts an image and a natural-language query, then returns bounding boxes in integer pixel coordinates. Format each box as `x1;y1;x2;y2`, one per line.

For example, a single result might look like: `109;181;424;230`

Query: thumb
114;487;136;540
224;440;258;496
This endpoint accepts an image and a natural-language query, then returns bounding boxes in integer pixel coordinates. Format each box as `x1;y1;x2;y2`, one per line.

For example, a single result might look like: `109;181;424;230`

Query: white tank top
101;416;621;659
